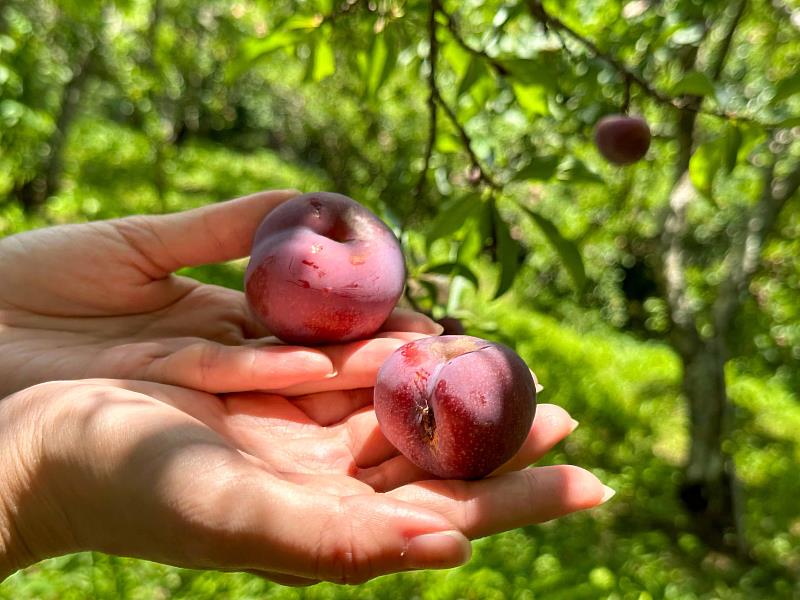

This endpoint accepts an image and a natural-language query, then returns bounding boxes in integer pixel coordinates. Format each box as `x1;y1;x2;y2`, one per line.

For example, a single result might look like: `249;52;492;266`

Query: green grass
1;120;799;599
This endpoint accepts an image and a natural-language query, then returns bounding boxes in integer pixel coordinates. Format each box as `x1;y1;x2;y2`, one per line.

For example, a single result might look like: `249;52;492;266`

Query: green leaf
512;155;560;182
312;37;335;81
673;70;717;98
492;203;526;298
435;132;462;154
557;157;604;185
776;115;800;128
362;30;398;100
457;201;493;262
457;57;488;98
426;195;482;244
424;262;480;289
689;138;722;198
520;205;587;293
512;82;549;116
773;73;800;103
417;279;440;306
227;15;322;81
722;123;742;174
501;56;557;86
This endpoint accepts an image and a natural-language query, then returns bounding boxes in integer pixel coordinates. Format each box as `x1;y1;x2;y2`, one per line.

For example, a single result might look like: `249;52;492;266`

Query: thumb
114;189;299;276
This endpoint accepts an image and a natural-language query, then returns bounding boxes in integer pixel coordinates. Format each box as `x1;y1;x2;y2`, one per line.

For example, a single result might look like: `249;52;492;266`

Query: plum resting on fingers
374;335;537;480
245;192;406;344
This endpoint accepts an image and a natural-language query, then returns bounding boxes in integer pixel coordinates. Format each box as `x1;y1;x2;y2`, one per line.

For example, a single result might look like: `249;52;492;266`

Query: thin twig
415;2;439;199
526;0;772;127
437;6;509;76
433;90;500;189
417;0;500;192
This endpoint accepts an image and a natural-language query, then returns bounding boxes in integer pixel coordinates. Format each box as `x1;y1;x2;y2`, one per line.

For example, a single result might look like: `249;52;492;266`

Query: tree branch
437;6;509;76
433;91;500;189
708;0;747;82
526;0;771;127
415;0;500;191
415;2;439;199
661;172;702;351
713;153;800;334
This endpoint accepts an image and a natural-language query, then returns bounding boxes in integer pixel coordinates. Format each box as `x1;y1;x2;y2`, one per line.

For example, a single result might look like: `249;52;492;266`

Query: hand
0;379;610;585
0;191;442;398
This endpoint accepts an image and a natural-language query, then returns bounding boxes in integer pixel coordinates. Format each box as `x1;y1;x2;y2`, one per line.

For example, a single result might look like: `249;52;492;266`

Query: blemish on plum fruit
296;279;311;288
311;243;323;254
350;255;366;265
400;343;422;364
302;259;319;269
412;368;430;396
419;404;436;441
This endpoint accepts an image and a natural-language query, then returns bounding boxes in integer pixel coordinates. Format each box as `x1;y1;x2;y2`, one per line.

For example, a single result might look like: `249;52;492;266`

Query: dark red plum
245;192;406;344
594;114;651;165
374;335;537;480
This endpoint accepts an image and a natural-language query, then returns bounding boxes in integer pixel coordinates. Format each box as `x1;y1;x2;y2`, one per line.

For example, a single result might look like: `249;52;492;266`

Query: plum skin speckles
244;192;406;345
374;335;537;480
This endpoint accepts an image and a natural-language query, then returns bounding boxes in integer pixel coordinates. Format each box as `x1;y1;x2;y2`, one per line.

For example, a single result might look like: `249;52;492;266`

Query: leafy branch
525;0;774;128
417;0;500;194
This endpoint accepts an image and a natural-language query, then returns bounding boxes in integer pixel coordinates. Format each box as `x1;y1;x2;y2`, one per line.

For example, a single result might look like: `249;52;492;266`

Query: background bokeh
1;0;799;598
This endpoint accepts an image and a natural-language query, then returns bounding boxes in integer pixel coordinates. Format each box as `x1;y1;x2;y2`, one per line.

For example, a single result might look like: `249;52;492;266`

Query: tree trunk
15;44;96;212
677;335;739;550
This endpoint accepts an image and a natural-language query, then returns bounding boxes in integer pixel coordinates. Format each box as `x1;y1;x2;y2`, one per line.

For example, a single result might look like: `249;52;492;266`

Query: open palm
9;378;606;586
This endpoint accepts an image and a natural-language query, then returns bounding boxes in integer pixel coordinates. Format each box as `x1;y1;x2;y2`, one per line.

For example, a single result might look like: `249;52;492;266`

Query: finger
291;388;375;426
356;455;434;492
144;340;335;393
353;404;577;490
389;465;613;539
531;369;544;393
490;404;578;476
380;308;443;335
242;570;320;587
278;336;419;396
113;190;299;276
342;408;400;469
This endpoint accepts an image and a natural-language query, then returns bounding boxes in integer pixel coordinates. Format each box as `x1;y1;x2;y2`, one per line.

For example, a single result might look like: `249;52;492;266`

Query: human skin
0;191;441;399
0;378;611;585
0;190;614;585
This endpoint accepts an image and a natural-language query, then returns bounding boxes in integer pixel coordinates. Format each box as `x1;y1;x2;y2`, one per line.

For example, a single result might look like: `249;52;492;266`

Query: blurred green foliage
1;0;799;597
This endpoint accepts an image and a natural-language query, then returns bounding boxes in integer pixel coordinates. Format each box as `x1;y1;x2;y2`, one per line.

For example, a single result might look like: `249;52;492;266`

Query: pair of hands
0;190;610;585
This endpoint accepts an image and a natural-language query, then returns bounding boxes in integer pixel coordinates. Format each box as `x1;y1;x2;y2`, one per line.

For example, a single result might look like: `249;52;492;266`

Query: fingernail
569;419;579;433
600;485;616;504
404;531;472;569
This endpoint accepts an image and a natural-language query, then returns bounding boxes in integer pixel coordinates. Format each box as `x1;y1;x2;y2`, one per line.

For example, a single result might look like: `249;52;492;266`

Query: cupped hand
0;379;609;586
0;191;441;397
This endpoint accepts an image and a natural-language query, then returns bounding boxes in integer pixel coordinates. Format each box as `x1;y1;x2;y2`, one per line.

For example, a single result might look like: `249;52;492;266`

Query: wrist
0;383;81;579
